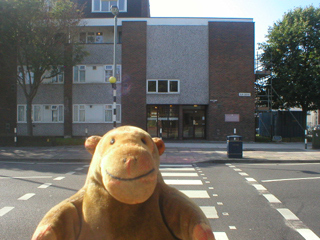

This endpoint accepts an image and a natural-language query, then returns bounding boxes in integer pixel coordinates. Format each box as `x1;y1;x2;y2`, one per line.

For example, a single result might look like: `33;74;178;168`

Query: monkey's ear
152;137;165;156
85;136;102;155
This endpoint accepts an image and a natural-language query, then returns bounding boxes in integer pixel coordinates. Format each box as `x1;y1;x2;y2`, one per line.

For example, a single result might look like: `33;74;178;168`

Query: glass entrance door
183;106;206;139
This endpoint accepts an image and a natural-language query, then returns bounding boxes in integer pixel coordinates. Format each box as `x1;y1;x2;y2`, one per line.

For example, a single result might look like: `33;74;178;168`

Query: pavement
0;141;319;164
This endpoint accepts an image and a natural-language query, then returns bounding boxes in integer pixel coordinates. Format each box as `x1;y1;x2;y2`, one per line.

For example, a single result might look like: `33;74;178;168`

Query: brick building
2;0;255;141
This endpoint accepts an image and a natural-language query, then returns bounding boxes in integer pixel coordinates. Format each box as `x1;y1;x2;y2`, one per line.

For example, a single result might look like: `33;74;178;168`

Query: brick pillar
208;22;255;141
121;21;147;130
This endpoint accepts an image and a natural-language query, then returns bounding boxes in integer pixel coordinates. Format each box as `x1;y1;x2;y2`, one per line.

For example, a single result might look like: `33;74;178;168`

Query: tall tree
0;0;87;136
259;5;320;129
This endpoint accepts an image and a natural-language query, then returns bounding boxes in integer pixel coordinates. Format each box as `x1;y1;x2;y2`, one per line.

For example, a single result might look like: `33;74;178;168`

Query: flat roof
81;17;254;27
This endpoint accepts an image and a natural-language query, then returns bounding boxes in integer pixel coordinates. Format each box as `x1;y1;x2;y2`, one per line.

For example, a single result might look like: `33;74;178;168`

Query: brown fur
32;126;215;240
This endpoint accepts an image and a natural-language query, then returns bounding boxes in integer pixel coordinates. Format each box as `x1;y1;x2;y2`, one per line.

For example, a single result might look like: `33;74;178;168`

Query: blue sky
149;0;320;52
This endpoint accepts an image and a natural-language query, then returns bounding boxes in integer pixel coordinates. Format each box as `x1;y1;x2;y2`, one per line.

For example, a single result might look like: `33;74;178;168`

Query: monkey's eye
141;138;147;144
110;138;115;144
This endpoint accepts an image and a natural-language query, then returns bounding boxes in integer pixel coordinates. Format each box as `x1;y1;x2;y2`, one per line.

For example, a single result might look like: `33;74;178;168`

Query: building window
147;80;180;94
73;65;86;83
51;67;64;83
105;65;121;83
73;105;86;122
17;105;26;122
33;105;42;122
18;66;34;84
105;104;121;122
51;105;64;122
92;0;127;12
17;104;64;123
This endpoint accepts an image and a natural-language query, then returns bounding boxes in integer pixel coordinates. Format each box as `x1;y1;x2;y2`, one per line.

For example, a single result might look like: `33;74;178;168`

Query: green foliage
259;6;320;128
0;0;88;136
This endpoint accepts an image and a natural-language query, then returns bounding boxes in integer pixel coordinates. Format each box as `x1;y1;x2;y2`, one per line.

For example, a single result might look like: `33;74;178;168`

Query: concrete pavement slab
0;142;319;163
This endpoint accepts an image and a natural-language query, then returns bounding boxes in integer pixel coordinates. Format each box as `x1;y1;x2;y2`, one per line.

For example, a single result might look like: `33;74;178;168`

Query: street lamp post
109;5;119;129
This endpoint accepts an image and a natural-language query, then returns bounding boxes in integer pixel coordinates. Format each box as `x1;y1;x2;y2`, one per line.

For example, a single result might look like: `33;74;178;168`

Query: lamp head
109;76;117;84
110;5;119;16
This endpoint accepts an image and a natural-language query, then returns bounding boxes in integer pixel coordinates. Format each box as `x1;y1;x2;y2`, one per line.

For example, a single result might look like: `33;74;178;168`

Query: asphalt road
1;161;319;240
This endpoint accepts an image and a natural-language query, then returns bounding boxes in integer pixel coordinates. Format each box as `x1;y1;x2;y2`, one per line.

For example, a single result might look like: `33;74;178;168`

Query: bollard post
85;128;88;139
234;128;237;134
160;128;162;139
14;128;17;146
305;129;308;149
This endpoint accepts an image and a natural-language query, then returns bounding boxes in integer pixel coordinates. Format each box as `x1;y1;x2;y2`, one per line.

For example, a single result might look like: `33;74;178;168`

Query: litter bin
227;135;243;158
312;130;320;149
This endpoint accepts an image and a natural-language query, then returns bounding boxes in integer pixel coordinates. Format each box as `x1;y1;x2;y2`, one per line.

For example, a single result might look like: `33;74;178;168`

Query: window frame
147;79;180;94
105;65;121;83
105;104;121;123
92;0;127;13
73;65;86;83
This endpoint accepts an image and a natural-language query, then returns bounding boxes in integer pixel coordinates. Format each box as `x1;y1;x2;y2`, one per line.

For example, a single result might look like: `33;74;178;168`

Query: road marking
75;168;84;171
252;184;267;191
213;232;229;240
262;177;320;183
164;179;203;185
161;172;198;177
297;229;320;240
229;226;237;230
160;164;193;168
66;171;75;175
277;208;299;221
263;194;281;203
0;176;52;179
53;176;65;181
180;190;210;198
38;183;52;189
245;177;257;182
0;207;14;217
239;172;249;176
18;193;35;201
200;206;218;219
217;202;223;205
233;168;242;171
160;168;195;172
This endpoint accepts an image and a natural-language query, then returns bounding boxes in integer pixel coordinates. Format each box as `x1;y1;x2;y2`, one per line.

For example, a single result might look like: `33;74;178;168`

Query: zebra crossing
160;164;229;240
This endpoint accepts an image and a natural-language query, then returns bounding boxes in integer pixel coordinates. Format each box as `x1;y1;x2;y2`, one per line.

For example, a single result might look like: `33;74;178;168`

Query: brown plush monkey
32;126;215;240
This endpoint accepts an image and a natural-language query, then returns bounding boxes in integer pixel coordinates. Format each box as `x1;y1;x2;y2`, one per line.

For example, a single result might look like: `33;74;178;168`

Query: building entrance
182;106;206;139
147;105;206;139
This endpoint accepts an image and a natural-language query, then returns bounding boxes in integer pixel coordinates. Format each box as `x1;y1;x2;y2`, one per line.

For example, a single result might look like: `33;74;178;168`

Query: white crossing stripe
252;184;267;191
53;177;65;181
213;232;229;240
277;208;299;220
263;194;281;203
297;229;320;240
200;206;218;219
245;178;257;182
75;168;84;171
0;176;52;179
161;172;198;177
0;207;14;217
164;179;203;185
38;183;52;189
18;193;35;200
66;171;75;175
160;168;195;171
180;190;210;198
239;172;249;176
160;164;193;168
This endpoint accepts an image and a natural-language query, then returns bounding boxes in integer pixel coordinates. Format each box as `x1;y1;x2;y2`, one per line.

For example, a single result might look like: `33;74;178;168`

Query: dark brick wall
121;21;147;130
78;0;150;18
207;22;255;141
0;49;17;136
